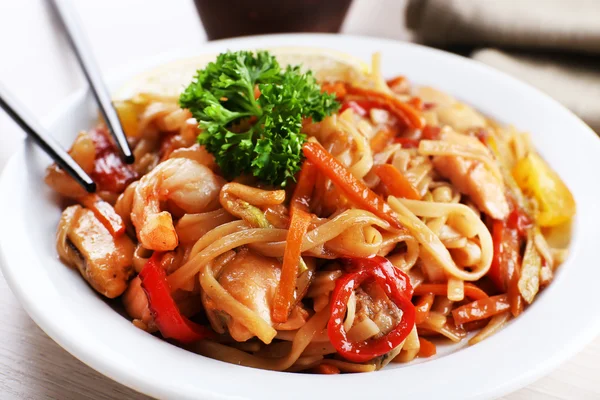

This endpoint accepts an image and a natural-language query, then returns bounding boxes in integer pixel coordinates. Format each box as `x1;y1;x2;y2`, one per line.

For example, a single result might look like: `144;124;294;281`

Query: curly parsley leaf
179;50;339;186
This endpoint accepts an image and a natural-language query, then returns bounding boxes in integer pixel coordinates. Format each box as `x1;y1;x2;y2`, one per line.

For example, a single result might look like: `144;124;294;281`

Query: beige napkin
405;0;600;131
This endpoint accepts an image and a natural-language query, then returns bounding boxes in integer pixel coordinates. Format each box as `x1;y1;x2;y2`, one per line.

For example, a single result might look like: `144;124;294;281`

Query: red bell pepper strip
139;253;214;343
490;220;523;316
489;198;531;316
327;256;415;363
506;203;533;238
302;141;406;231
272;161;316;323
88;127;138;193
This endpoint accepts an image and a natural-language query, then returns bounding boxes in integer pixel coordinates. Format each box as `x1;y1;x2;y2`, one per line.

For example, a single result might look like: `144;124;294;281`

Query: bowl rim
1;33;600;400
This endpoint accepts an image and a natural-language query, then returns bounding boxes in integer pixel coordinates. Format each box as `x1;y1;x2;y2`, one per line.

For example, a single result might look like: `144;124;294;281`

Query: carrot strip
80;194;125;237
421;125;441;140
394;137;420;149
373;164;421;200
386;76;408;93
272;162;316;323
418;337;437;358
452;295;510;325
312;363;341;374
290;161;317;216
407;97;423;110
414;293;435;325
302;142;406;231
321;81;347;99
344;84;424;129
414;283;489;300
463;319;490;332
370;127;398;154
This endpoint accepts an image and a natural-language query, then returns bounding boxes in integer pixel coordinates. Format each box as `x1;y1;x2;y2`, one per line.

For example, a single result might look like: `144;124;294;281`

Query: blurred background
0;0;598;398
1;0;598;171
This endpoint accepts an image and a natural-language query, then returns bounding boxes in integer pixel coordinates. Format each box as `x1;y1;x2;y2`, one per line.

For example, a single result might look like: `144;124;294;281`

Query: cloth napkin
405;0;600;132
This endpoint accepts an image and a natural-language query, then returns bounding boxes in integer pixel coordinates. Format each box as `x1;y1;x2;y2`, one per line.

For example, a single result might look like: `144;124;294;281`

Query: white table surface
0;1;598;399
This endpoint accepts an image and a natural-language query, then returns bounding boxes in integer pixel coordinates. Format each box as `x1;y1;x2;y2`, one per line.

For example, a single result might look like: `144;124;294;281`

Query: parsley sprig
179;51;339;186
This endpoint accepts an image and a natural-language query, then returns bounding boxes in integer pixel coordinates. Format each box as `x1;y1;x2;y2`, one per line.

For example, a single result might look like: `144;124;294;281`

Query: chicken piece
122;276;156;331
416;87;487;132
354;281;403;336
432;132;509;219
57;205;135;298
417;86;457;109
44;132;95;199
131;157;224;251
436;103;487;133
203;250;308;342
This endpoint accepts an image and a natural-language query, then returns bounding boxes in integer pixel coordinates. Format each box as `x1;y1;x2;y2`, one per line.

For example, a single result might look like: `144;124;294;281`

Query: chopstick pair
0;0;134;193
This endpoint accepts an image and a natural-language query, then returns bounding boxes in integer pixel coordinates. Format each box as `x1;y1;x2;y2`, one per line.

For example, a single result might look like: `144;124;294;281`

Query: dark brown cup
194;0;353;41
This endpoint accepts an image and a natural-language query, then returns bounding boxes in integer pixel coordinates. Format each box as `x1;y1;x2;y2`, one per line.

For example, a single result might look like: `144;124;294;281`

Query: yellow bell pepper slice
512;152;575;227
112;95;152;139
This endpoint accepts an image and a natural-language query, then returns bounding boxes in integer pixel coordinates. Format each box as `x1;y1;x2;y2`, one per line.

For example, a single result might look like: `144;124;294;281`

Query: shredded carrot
421;125;441;140
343;84;424;129
418;337;437;358
394;137;420;148
290;161;317;216
79;194;125;237
272;162;316;323
414;293;435;324
302;142;406;231
414;283;489;301
452;295;510;325
407;97;423;110
312;363;341;374
463;319;490;332
373;164;421;200
370;126;398;154
321;81;347;99
386;76;408;93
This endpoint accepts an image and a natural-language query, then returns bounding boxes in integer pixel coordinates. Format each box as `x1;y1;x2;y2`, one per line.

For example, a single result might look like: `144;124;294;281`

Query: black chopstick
51;0;135;164
0;83;96;193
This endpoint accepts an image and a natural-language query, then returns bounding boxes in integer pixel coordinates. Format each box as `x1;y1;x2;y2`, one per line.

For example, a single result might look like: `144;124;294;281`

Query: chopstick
51;0;135;164
0;83;96;193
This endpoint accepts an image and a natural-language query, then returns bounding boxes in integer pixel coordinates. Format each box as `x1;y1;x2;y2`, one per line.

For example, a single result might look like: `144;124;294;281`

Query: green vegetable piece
179;50;339;186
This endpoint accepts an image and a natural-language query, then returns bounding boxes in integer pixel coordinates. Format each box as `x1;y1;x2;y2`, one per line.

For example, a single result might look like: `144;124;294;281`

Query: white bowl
1;34;599;400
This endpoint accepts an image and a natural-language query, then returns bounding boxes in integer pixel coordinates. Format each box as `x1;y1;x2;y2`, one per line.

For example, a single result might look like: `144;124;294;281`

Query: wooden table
0;1;598;398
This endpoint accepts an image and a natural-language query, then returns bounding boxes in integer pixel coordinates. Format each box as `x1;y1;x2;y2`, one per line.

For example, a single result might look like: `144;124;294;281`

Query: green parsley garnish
179;50;339;186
